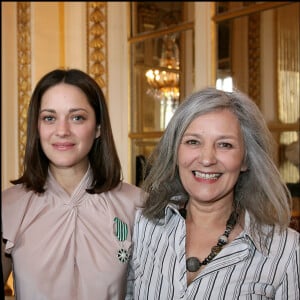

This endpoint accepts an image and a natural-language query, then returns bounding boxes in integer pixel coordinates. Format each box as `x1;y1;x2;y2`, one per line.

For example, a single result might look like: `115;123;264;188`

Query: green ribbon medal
114;217;129;263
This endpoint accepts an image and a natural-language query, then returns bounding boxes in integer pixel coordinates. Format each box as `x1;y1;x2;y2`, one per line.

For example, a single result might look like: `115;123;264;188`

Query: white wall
107;2;131;182
194;2;215;90
1;2;19;190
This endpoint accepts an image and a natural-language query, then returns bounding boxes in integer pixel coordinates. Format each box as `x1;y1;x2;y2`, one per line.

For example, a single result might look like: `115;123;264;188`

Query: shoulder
3;184;25;198
245;213;299;258
268;226;299;257
2;184;36;210
2;184;40;226
108;182;146;207
284;226;300;247
2;184;34;209
133;209;166;233
274;226;299;243
99;182;146;227
116;182;143;194
2;185;36;244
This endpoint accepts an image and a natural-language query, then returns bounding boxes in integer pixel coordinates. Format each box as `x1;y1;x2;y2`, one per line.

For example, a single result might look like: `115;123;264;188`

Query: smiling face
177;109;247;205
38;83;100;173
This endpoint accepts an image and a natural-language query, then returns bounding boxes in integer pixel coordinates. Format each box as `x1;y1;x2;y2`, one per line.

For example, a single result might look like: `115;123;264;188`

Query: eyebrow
39;108;89;113
183;132;239;140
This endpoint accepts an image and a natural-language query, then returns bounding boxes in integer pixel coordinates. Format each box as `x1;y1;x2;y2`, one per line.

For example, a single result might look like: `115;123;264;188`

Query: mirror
129;2;195;185
214;2;300;231
215;2;299;104
215;2;299;183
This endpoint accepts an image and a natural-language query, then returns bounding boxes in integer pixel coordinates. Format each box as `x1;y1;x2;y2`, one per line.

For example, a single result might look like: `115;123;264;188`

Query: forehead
185;109;242;135
40;83;90;108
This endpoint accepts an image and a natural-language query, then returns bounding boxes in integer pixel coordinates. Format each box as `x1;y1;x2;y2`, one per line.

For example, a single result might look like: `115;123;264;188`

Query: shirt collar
155;203;182;226
242;210;274;256
45;164;93;196
163;204;271;257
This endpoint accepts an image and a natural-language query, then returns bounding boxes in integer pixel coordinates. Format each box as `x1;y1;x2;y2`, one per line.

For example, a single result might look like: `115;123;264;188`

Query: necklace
181;204;238;273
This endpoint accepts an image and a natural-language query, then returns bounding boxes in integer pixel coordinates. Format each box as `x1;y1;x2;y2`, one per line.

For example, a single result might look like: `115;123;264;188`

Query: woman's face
177;109;247;205
38;83;100;172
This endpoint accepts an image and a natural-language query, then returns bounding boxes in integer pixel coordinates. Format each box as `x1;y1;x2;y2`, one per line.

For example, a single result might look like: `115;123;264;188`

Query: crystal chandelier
145;34;180;100
145;34;180;128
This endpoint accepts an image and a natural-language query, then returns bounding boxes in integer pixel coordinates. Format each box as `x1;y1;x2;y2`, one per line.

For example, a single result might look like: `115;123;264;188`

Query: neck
181;200;236;228
50;164;89;195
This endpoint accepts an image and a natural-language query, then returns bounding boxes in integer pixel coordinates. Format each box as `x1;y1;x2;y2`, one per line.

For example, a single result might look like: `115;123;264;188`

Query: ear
240;163;248;172
240;159;248;172
240;152;248;172
95;125;101;139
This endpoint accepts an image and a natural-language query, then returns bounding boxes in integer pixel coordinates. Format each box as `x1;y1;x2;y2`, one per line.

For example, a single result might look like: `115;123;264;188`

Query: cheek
177;148;195;168
78;127;98;142
225;156;245;172
178;158;190;168
38;125;51;141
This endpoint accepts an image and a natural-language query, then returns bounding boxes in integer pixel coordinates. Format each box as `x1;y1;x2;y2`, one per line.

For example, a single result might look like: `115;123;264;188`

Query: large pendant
185;211;238;272
186;257;201;272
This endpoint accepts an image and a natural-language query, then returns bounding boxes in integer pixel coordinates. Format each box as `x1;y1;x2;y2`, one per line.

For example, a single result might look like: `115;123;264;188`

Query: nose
55;120;71;137
198;146;217;166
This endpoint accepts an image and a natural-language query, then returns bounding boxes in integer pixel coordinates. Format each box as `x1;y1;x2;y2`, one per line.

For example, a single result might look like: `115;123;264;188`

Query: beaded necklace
179;203;238;273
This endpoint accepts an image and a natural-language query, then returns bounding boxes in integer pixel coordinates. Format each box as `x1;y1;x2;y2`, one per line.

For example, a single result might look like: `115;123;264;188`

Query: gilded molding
248;13;260;106
86;2;108;98
17;2;31;175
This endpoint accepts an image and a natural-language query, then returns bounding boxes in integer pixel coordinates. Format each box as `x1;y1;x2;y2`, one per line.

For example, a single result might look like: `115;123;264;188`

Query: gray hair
142;87;291;233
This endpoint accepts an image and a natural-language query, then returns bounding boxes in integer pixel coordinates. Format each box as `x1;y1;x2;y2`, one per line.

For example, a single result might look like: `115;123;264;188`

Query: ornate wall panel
17;2;31;175
86;2;108;98
248;13;260;105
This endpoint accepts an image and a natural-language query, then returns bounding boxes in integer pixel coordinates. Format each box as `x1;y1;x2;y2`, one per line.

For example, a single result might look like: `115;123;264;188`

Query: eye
181;138;200;146
186;139;199;145
41;115;55;122
71;115;86;122
218;142;233;148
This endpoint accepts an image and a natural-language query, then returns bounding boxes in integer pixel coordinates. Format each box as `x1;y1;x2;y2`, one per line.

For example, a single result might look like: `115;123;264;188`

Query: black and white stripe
126;207;300;300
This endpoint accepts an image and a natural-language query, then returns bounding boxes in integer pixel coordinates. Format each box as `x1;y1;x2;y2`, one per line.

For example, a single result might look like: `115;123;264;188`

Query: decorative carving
17;2;31;175
87;2;108;97
248;13;260;106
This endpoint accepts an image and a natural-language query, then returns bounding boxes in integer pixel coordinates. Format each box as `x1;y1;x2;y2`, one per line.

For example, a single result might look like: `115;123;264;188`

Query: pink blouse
2;168;145;300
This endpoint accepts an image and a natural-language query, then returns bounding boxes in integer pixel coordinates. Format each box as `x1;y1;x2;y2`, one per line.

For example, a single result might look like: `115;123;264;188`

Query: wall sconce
145;34;180;129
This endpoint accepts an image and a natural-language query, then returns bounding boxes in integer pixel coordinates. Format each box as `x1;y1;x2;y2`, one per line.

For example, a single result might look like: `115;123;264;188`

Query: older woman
126;87;299;299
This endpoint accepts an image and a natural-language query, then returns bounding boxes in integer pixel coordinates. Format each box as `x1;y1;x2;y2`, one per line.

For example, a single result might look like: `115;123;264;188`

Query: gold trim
86;2;108;98
213;2;293;23
268;121;300;132
248;13;260;106
17;2;31;175
128;21;194;43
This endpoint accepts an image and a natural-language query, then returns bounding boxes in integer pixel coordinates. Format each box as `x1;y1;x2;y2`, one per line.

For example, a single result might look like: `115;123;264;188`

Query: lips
52;142;75;150
192;171;221;180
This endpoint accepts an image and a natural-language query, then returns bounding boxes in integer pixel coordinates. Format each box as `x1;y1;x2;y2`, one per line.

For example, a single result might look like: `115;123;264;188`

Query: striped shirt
126;205;300;299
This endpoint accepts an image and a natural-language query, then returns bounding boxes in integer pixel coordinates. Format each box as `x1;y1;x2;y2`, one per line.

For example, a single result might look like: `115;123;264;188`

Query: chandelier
145;34;180;102
145;34;180;128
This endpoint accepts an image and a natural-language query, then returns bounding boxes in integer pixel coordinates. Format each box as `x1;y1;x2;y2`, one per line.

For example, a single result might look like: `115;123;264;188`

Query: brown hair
12;68;122;193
